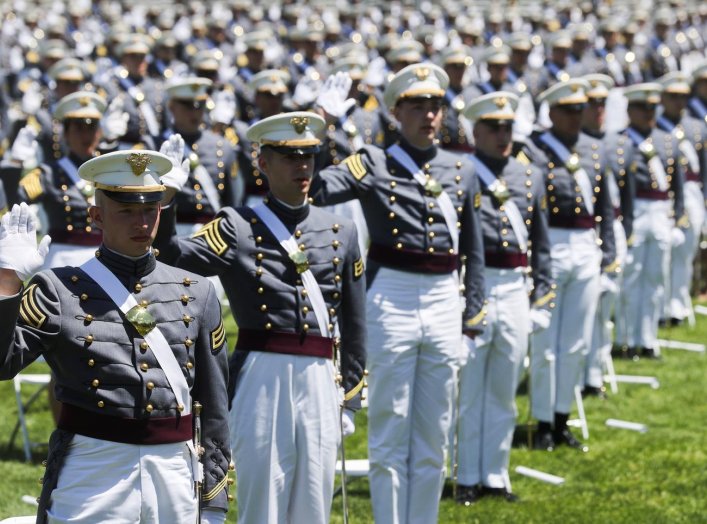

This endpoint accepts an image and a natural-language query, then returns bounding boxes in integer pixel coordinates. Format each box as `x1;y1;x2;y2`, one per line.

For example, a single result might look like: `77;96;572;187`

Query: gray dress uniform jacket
656;114;707;201
604;127;687;241
0;246;232;516
310;138;486;331
523;130;618;269
155;196;367;407
474;151;554;306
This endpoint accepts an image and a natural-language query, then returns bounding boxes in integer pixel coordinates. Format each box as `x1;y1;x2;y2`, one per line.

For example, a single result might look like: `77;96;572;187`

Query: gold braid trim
202;474;229;502
533;291;557;308
344;378;364;402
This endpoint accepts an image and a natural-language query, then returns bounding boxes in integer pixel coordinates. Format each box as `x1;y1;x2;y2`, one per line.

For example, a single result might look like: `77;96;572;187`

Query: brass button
134;283;142;292
256;268;263;276
97;401;105;408
228;462;236;471
333;292;340;299
71;275;79;283
85;335;94;344
186;361;193;369
301;289;308;297
140;300;149;307
88;359;95;367
91;379;99;388
85;314;93;323
295;230;302;238
140;363;149;372
303;324;310;332
332;224;340;232
302;306;309;314
260;304;267;312
332;240;340;249
140;341;149;351
145;404;154;413
80;293;88;301
184;338;193;347
177;404;185;412
146;381;155;391
257;287;264;294
265;322;272;330
183;277;192;286
256;253;264;261
183;315;192;324
334;275;342;282
332;257;340;265
227;478;235;485
181;294;190;304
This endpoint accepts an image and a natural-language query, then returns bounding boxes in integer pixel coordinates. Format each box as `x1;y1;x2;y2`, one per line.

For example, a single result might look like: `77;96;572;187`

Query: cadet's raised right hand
0;203;51;281
159;134;190;192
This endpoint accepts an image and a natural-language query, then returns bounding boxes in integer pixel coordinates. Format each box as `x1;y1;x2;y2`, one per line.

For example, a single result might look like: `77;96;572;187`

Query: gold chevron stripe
353;258;364;278
533;291;556;308
192;218;228;256
343;154;367;181
20;284;47;328
211;321;226;349
202;474;229;502
344;378;364;402
19;169;43;201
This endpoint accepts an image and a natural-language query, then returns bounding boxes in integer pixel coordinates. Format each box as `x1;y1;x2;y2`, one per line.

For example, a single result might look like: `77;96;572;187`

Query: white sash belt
469;154;529;252
80;257;192;415
252;204;337;340
387;144;459;252
538;132;595;215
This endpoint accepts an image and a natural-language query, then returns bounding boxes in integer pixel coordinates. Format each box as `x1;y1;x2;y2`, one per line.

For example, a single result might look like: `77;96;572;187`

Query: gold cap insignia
290;116;310;134
415;67;430;80
571;83;580;92
125;153;152;176
190;83;199;92
79;97;91;106
494;96;507;108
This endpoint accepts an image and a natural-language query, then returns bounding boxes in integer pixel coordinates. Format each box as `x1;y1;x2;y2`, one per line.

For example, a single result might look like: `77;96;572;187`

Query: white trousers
531;228;601;422
457;268;529;489
668;182;705;320
586;220;628;388
615;199;672;349
366;267;462;524
229;353;340;524
47;435;196;523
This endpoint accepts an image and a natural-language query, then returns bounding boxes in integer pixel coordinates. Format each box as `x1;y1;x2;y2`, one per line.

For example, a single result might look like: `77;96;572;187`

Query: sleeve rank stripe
19;170;43;200
344;378;364;401
211;322;226;348
465;309;486;327
202;474;229;501
192;218;228;255
354;258;364;278
19;284;47;328
533;291;557;308
344;154;367;180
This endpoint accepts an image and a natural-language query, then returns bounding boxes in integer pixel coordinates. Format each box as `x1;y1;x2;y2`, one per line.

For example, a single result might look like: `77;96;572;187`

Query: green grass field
1;302;706;523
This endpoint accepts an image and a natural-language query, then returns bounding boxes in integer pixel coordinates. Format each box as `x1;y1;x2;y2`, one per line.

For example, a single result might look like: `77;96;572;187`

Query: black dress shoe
482;486;519;502
626;346;640;361
610;344;627;358
456;484;484;506
554;428;589;452
582;385;608;400
533;430;555;451
669;317;683;327
641;347;661;359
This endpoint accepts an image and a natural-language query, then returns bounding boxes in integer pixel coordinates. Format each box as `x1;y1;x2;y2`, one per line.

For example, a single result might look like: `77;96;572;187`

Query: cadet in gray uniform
656;73;706;325
154;112;366;524
523;79;616;451
311;63;485;524
609;84;686;359
160;77;240;232
0;150;232;524
688;63;707;123
455;92;553;505
438;46;475;153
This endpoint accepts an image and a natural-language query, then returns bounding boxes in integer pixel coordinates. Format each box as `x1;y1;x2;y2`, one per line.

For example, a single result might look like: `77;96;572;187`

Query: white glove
0;203;51;281
315;71;356;118
363;56;386;88
342;408;356;437
291;74;321;109
529;308;551;334
21;81;42;116
210;90;237;126
670;227;686;247
200;508;226;524
100;98;129;142
599;273;620;295
159;134;190;191
10;126;40;168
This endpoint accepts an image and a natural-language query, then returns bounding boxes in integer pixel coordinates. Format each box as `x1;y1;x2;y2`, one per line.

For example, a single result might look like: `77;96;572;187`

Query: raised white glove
315;71;356;118
291;74;321;109
0;203;51;281
200;508;226;524
363;56;386;88
10;126;40;168
342;408;356;437
529;308;552;334
100;98;129;142
210;90;237;126
21;81;42;116
670;227;686;247
599;273;620;295
159;134;190;191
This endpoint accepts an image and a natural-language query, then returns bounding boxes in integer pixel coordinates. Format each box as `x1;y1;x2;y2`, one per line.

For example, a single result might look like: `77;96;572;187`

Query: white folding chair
10;359;51;462
567;385;589;440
